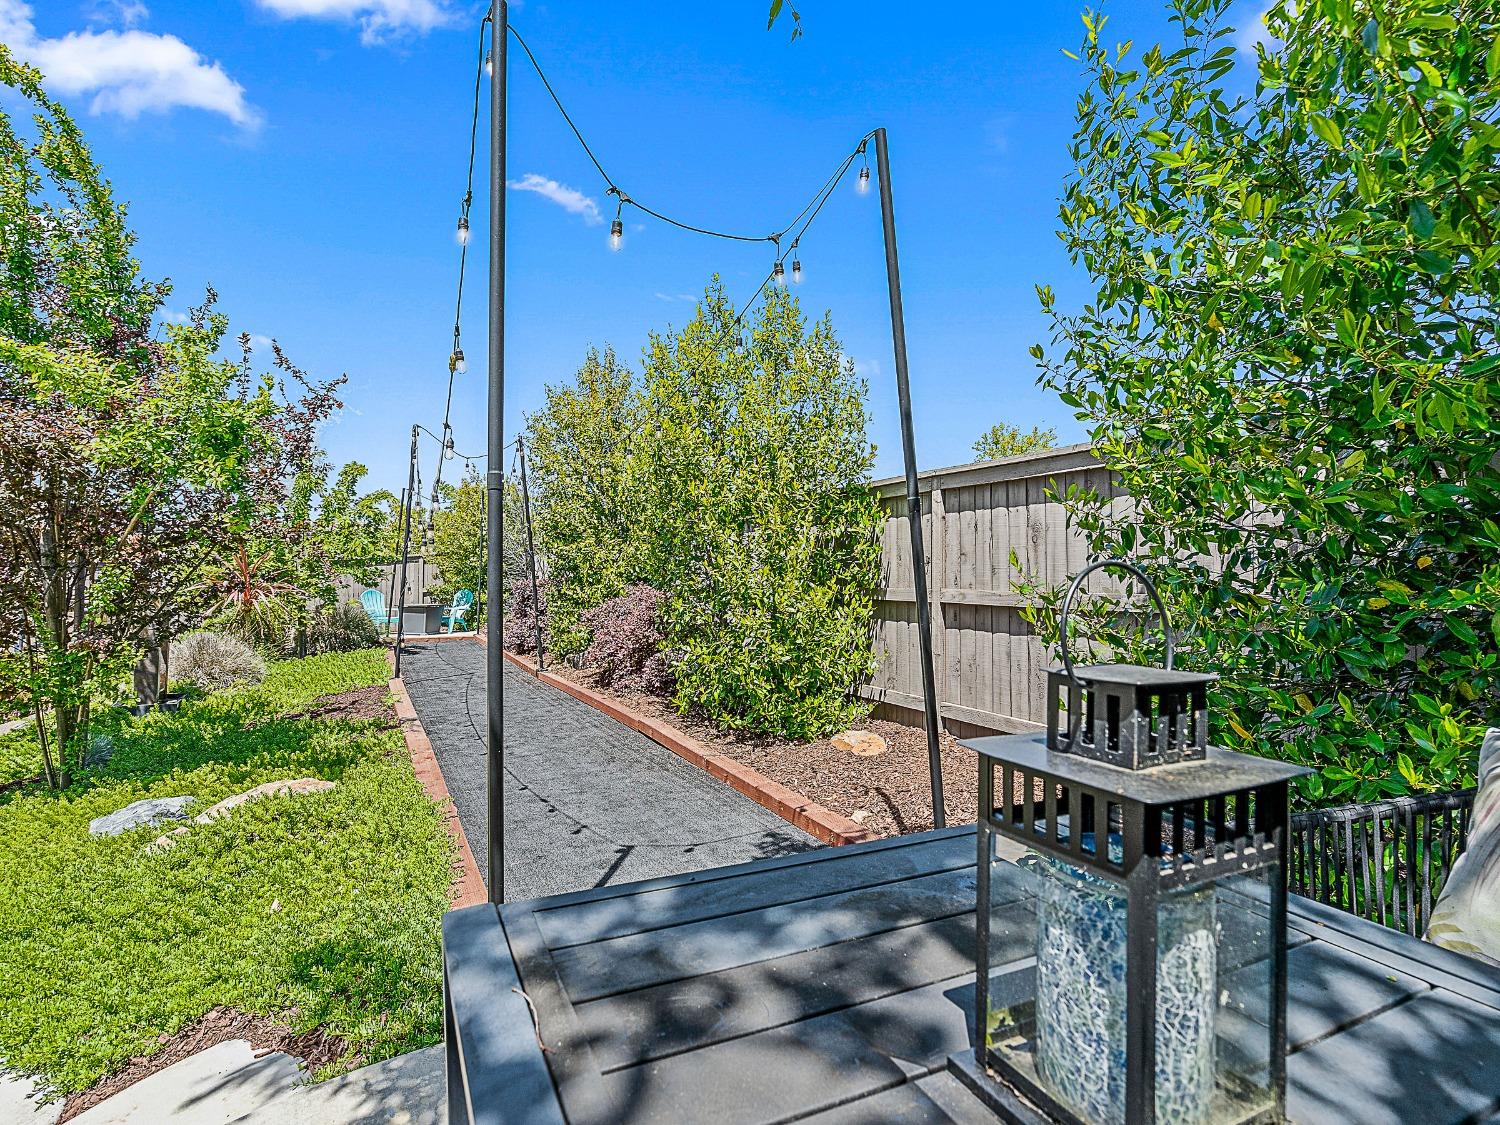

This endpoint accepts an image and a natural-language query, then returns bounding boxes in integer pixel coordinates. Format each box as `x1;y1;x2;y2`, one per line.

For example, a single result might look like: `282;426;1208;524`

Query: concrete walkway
0;1044;443;1125
396;639;818;902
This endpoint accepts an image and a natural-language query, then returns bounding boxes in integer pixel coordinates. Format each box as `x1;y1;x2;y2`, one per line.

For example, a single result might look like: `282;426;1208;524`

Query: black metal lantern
951;560;1311;1125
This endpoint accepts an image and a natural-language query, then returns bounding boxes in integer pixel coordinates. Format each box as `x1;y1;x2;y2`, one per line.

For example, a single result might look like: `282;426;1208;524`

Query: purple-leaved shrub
580;585;675;696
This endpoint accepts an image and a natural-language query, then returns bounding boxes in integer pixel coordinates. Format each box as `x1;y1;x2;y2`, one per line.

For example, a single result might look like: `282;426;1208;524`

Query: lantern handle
1058;558;1174;686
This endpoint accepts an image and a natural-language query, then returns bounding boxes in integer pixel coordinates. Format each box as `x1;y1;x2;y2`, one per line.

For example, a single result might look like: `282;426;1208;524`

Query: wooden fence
864;442;1129;737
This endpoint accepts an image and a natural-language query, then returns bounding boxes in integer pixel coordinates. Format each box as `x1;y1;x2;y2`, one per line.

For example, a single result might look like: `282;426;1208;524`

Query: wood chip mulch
282;684;396;725
58;1006;358;1122
544;664;980;840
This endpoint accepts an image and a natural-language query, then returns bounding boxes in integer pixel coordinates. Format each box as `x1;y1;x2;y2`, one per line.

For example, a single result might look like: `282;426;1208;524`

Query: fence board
863;444;1105;733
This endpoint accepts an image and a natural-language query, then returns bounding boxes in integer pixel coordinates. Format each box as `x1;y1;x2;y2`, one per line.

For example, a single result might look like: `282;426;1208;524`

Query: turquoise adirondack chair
443;590;475;632
360;589;398;631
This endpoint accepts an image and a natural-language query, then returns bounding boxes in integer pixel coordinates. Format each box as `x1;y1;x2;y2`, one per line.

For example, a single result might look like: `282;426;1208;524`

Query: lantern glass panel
982;846;1281;1125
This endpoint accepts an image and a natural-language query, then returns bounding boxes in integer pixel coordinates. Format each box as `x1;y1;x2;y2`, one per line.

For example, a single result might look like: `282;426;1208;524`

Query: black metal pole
515;434;545;671
386;486;407;637
476;470;488;624
485;0;507;905
874;127;945;829
394;425;420;677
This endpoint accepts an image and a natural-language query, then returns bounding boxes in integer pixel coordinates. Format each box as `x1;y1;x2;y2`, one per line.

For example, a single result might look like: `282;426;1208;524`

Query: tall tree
1026;0;1500;802
525;347;640;654
634;284;883;738
0;48;339;785
972;422;1058;462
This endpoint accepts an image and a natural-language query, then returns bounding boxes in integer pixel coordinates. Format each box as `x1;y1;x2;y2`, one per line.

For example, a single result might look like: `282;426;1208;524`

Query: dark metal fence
1289;788;1476;937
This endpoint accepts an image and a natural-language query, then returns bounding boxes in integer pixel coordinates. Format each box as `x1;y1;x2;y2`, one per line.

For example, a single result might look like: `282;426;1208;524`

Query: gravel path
396;640;817;902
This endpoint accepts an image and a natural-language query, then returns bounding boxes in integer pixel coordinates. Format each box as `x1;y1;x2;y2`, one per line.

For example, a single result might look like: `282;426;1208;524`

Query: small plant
309;603;382;655
581;585;676;696
172;632;267;693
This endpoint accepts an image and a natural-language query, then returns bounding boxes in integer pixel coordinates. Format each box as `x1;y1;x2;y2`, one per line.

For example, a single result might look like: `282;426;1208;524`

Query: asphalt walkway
396;639;817;902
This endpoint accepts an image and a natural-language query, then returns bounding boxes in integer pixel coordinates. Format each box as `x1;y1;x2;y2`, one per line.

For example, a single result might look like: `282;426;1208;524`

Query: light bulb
857;166;871;194
609;218;623;251
456;215;469;245
773;261;786;287
791;258;803;284
484;51;493;77
444;438;456;460
450;348;467;374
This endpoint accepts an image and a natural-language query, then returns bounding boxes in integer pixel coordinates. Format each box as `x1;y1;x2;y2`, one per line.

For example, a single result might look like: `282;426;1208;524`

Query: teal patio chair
443;589;475;632
360;589;399;631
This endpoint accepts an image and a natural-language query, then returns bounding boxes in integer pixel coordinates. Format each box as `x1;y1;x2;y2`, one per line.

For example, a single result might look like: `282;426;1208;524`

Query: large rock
193;778;335;824
89;796;194;837
832;729;888;758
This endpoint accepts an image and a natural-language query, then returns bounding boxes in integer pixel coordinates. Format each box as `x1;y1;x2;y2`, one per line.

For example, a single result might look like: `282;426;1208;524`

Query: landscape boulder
89;796;194;837
193;778;336;824
832;730;887;758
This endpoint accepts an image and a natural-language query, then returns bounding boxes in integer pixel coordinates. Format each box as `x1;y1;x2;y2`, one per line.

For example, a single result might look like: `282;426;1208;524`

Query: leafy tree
767;0;803;40
1024;0;1500;803
635;284;883;738
525;347;640;654
215;459;394;653
0;49;339;785
972;422;1058;462
427;465;508;616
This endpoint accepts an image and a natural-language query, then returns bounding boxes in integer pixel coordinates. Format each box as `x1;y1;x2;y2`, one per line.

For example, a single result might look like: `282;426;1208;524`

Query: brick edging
387;674;488;908
500;649;873;847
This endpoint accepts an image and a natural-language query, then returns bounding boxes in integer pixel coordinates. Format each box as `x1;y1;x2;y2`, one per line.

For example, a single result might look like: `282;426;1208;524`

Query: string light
450;346;467;374
456;214;470;244
499;20;880;319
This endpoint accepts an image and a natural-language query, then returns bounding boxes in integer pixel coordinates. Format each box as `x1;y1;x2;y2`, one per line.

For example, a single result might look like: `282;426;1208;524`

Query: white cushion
1425;728;1500;965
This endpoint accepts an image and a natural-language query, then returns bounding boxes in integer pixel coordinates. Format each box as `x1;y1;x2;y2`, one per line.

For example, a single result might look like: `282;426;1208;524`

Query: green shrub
525;346;640;655
309;603;382;655
1024;0;1500;803
172;632;266;693
634;285;883;738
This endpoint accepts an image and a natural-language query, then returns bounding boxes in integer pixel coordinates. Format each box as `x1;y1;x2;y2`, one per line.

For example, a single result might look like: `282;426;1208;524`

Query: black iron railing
1289;788;1476;937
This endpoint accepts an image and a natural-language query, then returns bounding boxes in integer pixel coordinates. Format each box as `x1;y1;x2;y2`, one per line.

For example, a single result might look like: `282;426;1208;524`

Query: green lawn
0;649;455;1099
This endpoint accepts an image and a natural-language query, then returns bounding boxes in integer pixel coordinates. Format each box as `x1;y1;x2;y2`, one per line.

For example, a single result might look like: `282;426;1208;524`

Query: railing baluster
1289;789;1475;934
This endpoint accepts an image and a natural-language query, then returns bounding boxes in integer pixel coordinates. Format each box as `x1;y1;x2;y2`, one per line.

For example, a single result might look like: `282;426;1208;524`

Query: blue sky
3;0;1270;495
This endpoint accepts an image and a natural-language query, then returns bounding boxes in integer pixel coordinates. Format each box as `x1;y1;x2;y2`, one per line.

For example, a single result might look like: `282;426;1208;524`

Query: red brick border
500;649;873;847
387;672;488;909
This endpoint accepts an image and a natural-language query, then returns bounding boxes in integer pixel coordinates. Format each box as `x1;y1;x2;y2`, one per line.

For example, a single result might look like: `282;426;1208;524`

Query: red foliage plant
580;585;675;697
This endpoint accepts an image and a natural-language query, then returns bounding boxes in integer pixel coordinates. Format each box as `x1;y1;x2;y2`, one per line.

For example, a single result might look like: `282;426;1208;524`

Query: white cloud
85;0;148;29
507;173;603;225
654;292;696;303
1235;1;1277;56
254;0;456;45
0;0;258;127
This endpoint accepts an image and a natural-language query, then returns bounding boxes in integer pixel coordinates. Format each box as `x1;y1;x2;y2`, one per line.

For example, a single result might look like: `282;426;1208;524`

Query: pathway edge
498;648;873;847
386;654;488;908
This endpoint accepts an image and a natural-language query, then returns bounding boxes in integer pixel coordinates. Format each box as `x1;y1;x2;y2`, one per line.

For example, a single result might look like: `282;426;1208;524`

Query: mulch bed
282;685;396;725
58;1006;357;1122
544;663;981;839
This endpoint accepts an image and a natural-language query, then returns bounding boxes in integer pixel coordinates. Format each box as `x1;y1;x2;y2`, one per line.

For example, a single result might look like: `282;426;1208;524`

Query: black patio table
442;825;1500;1125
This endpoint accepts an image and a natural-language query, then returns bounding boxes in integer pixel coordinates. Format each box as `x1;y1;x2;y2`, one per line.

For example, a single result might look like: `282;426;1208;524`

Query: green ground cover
0;649;454;1098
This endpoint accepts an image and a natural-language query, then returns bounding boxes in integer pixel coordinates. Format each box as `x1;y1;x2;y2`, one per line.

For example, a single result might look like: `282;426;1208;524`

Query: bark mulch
282;684;396;725
58;1006;357;1122
545;664;980;840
